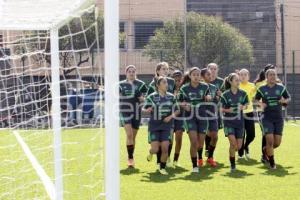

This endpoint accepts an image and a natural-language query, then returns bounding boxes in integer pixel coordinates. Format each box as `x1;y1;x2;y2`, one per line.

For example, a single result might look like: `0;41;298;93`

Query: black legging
257;112;266;155
238;112;256;156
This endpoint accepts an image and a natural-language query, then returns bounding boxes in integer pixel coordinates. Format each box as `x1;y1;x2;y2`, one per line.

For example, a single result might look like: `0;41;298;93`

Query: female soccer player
238;69;257;159
207;63;224;90
146;62;175;96
201;68;220;167
171;70;185;166
220;73;249;172
254;64;277;163
146;62;176;167
178;67;211;173
144;76;179;175
206;63;224;154
119;65;148;167
254;69;290;169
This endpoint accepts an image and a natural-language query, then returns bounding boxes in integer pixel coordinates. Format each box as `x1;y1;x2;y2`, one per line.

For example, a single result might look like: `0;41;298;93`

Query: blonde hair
207;63;218;69
155;62;169;76
125;65;136;73
239;68;249;75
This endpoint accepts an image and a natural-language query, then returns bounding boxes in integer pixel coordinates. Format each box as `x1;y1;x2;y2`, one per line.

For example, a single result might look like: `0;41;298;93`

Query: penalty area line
13;131;55;200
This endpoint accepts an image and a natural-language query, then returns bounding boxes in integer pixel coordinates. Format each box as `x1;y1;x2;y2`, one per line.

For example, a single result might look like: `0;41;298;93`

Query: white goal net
0;0;119;199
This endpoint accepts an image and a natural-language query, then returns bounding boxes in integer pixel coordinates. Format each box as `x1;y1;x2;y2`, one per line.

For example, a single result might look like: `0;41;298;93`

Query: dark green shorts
148;130;172;143
261;118;284;136
174;119;185;132
184;118;208;134
120;113;141;130
208;119;218;132
224;126;244;139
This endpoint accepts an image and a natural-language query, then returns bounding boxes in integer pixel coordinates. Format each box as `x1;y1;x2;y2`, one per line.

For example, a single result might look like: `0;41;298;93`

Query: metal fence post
292;50;296;121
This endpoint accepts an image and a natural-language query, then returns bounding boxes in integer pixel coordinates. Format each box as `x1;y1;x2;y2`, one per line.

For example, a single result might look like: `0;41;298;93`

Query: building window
0;35;3;48
120;22;126;49
134;22;163;49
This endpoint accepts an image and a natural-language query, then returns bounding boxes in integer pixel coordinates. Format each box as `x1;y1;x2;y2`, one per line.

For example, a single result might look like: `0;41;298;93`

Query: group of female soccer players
119;62;290;175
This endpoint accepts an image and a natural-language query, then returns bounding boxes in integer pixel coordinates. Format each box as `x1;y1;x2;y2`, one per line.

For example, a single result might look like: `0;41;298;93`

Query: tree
144;12;254;70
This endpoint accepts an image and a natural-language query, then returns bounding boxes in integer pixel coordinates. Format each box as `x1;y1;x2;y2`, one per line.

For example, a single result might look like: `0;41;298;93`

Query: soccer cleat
166;158;173;168
159;168;168;175
147;154;153;162
207;158;217;167
270;163;277;170
198;159;204;167
128;159;135;168
245;153;250;160
230;164;236;173
245;148;250;160
269;158;276;170
192;167;199;173
173;161;180;167
238;155;244;159
157;163;160;170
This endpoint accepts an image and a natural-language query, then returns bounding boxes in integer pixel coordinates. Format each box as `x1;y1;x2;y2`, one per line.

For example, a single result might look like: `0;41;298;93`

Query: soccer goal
0;0;119;199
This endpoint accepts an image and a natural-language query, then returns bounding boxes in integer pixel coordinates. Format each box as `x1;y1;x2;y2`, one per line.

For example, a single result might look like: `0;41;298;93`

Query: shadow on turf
140;166;189;183
259;164;297;177
180;163;226;182
237;158;261;166
222;169;254;179
120;167;142;175
140;163;225;183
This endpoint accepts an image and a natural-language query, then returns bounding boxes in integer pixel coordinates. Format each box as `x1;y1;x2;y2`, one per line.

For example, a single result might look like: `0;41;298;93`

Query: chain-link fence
285;50;300;120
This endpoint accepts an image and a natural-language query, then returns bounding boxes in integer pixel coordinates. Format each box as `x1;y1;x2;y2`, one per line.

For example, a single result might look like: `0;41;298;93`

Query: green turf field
0;129;104;200
121;122;300;200
0;122;299;200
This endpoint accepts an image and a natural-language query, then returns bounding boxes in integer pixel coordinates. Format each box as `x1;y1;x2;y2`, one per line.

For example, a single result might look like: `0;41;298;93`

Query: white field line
13;131;55;200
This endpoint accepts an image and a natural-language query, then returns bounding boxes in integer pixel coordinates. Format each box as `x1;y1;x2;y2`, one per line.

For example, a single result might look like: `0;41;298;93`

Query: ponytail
224;73;239;90
180;72;191;87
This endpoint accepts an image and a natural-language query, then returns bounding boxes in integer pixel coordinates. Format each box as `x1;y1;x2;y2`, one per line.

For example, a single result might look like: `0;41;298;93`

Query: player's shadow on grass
259;164;297;177
140;166;189;183
120;167;142;175
169;166;190;174
180;163;225;182
237;158;260;166
222;169;254;179
140;171;176;183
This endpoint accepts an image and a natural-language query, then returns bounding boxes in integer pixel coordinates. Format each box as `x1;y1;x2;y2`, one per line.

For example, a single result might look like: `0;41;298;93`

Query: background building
97;0;184;81
2;1;300;77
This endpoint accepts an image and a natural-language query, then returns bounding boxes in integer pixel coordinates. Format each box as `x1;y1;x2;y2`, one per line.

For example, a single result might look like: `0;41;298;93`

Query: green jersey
144;92;179;131
255;83;290;119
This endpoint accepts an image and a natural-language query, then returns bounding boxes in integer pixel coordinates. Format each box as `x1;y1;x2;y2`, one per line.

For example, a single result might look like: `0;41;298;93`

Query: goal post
104;0;120;200
50;27;63;200
0;0;120;199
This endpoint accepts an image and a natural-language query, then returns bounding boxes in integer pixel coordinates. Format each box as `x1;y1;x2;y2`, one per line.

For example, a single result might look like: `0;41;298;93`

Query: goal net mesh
0;5;105;199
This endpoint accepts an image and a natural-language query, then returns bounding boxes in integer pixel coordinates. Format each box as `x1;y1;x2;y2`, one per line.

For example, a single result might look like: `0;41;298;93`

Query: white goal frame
0;0;120;199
